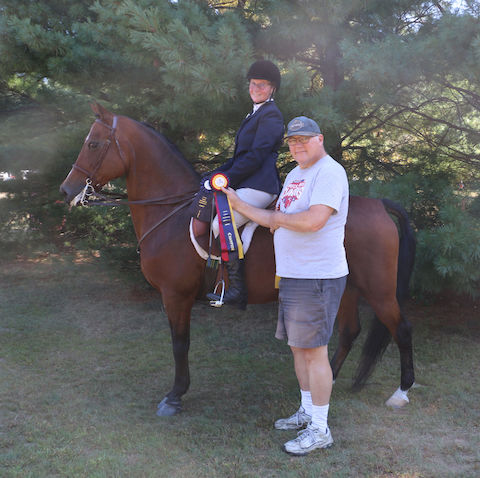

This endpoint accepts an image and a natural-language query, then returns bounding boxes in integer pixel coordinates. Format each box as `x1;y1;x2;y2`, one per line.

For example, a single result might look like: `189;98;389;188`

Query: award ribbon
211;174;244;262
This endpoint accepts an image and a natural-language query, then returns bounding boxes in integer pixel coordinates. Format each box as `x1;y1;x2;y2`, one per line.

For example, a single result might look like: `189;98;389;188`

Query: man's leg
291;345;332;406
274;346;315;430
282;345;333;455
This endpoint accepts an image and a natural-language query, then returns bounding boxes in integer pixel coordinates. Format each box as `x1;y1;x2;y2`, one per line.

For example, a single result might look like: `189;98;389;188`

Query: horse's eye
88;141;100;150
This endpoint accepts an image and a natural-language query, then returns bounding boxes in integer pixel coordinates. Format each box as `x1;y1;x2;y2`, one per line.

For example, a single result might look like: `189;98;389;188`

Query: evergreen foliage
415;203;480;298
0;0;479;297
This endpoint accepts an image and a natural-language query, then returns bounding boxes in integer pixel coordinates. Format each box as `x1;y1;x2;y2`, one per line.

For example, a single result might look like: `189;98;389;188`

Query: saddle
190;198;278;300
189;197;277;261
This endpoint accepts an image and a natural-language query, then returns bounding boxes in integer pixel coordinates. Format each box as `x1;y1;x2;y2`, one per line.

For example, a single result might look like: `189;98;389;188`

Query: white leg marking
385;386;410;409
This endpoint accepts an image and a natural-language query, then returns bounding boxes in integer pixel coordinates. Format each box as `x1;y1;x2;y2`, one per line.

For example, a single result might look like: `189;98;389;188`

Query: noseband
72;116;128;188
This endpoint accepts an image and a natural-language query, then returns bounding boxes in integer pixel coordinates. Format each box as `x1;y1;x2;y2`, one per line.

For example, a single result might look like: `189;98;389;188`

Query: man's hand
269;211;281;234
221;186;241;207
221;186;274;230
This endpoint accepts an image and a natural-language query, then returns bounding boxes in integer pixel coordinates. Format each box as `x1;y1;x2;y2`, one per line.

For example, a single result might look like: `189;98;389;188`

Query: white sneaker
283;425;333;455
274;406;311;430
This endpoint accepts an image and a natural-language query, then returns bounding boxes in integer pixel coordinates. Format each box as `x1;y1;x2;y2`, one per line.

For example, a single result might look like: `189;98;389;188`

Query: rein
76;180;196;208
136;199;194;249
76;178;196;251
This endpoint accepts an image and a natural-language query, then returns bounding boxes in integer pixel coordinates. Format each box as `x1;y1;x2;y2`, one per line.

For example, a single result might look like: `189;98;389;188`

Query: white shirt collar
250;98;274;115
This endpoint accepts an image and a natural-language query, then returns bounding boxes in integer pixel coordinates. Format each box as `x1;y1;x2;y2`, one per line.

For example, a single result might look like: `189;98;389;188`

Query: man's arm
223;189;273;228
271;204;334;232
222;187;334;233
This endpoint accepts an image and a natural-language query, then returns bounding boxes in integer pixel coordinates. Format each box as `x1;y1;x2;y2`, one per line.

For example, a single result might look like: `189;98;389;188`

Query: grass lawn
1;252;479;477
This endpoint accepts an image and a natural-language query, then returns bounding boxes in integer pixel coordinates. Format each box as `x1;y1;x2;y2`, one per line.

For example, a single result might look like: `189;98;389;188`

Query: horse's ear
90;102;113;123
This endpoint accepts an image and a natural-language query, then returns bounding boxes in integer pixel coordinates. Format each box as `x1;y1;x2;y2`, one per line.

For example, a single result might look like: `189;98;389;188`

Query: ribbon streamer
214;191;244;262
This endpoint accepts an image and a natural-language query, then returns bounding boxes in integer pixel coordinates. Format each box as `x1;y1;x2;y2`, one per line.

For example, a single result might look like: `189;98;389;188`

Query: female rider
205;60;284;309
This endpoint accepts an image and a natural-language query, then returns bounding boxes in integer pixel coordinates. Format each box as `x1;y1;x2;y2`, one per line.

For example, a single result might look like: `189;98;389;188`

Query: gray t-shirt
274;155;349;279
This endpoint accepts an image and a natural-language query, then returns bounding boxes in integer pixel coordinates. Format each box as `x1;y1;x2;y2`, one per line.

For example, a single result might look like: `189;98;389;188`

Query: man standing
222;116;349;455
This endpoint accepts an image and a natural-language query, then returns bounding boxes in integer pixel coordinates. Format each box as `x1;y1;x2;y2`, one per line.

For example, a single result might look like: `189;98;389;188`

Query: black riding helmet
247;60;281;91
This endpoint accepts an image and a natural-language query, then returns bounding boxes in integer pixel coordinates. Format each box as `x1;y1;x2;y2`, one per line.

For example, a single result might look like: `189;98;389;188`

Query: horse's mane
138;121;199;176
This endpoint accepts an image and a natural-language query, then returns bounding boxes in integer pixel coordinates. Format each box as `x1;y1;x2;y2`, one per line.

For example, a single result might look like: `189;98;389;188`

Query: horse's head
60;102;129;205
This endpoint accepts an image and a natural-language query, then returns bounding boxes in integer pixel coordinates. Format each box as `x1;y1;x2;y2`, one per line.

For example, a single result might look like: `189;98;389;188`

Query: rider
202;60;284;309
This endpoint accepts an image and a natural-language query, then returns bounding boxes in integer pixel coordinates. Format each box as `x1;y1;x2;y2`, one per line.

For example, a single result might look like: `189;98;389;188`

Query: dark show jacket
214;100;284;195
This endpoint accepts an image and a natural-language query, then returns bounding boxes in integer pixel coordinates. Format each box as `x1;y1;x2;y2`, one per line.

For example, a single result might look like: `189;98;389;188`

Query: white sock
311;404;329;433
300;389;312;416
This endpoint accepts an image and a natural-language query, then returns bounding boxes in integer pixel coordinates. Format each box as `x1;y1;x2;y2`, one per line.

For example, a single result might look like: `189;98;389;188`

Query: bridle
72;116;128;188
70;115;197;250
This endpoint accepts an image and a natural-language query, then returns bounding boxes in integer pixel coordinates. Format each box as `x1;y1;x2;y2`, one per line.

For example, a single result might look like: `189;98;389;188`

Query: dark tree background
1;0;479;297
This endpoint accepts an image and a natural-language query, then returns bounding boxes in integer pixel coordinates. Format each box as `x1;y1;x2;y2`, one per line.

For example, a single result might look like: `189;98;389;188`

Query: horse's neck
124;127;197;242
125;130;198;200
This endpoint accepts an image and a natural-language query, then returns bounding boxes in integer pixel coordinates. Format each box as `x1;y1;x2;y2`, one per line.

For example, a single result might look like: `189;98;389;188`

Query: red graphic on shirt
278;179;305;210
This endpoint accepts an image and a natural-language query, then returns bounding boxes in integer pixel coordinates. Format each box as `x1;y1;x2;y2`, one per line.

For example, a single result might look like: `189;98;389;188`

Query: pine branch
438;145;480;168
441;80;480;111
433;1;445;15
341;102;396;143
392;101;480;137
343;144;402;175
342;105;411;148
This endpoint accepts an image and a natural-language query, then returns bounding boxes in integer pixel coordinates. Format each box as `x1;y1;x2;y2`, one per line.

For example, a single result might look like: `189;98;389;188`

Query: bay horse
60;103;416;416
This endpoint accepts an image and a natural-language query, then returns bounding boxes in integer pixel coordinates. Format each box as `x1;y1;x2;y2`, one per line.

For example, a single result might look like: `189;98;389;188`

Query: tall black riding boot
207;253;247;310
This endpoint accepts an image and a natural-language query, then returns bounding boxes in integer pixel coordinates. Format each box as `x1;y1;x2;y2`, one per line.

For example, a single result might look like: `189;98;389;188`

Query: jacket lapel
234;101;274;146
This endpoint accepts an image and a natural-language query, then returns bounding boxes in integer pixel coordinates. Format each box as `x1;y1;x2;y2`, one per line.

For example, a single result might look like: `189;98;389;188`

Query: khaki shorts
275;276;347;348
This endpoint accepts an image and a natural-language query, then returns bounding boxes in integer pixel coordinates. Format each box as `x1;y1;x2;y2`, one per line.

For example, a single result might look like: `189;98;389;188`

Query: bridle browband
72;116;128;187
70;115;197;250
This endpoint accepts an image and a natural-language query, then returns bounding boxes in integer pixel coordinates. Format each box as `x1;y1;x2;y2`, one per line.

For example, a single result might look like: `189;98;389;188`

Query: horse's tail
381;198;416;303
352;198;416;390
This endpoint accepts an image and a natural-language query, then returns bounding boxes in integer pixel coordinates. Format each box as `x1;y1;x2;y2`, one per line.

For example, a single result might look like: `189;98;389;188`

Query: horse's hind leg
156;295;194;416
388;310;414;408
367;298;415;408
330;284;361;381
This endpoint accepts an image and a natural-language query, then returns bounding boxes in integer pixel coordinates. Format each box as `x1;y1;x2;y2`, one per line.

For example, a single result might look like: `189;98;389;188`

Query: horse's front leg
156;294;194;416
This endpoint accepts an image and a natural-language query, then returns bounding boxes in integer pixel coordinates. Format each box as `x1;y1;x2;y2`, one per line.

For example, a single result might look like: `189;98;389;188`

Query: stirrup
209;280;225;307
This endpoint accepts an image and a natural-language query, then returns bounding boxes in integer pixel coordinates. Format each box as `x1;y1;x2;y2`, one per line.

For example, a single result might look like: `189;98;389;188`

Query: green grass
1;252;479;477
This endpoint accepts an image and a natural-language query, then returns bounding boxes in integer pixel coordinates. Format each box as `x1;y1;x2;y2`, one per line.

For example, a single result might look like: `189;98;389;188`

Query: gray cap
286;116;321;137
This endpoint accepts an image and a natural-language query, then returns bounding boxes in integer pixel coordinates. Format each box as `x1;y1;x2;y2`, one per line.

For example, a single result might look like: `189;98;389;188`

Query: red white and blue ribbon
209;174;244;262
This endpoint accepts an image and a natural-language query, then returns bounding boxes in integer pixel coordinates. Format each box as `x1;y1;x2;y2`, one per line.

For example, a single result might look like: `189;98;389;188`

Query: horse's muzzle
59;181;83;205
59;183;73;203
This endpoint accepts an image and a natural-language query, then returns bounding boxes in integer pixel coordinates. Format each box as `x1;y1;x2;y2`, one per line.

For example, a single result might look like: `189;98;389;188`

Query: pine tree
1;0;255;163
1;0;479;296
228;1;480;177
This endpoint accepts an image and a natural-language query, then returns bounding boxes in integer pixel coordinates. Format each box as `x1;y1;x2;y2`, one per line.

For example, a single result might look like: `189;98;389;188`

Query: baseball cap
285;116;321;137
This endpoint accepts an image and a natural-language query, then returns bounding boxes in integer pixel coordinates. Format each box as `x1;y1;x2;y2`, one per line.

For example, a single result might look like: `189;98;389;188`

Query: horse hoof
156;397;182;416
385;387;410;409
385;396;409;409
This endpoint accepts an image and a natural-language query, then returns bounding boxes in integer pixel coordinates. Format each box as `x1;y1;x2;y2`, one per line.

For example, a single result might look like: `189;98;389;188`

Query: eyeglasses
249;80;272;91
285;136;315;145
